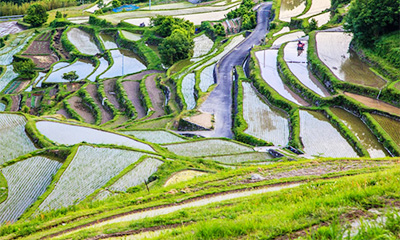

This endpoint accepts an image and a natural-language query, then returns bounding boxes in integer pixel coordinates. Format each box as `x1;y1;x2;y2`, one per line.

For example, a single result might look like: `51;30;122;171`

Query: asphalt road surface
198;2;273;138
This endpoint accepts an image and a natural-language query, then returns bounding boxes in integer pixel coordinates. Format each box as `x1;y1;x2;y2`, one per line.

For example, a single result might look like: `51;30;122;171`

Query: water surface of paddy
279;0;306;22
67;28;100;55
330;107;388;158
101;49;146;79
299;0;331;19
371;114;400;147
88;58;109;82
344;92;400;116
99;32;118;49
45;59;95;83
299;110;358;158
120;30;142;41
273;31;305;47
316;32;386;88
284;41;330;97
242;82;289;146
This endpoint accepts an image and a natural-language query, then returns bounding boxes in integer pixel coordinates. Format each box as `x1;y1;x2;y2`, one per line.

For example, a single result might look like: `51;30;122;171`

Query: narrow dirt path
44;183;301;239
86;84;113;124
145;74;165;119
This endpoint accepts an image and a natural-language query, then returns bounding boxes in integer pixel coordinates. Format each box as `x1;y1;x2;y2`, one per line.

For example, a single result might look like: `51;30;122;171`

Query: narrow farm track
42;182;300;239
198;2;273;138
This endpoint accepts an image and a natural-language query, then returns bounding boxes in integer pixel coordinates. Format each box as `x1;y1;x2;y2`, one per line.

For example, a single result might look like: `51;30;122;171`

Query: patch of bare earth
86;84;113;124
10;95;21;111
104;79;124;110
56;108;72;119
145;74;165;119
53;29;70;60
67;96;96;124
184;112;213;129
24;55;58;69
122;80;146;119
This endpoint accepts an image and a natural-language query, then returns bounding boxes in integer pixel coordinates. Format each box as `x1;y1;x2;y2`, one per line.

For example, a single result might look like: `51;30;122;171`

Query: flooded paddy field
88;57;109;82
273;26;290;37
67;28;100;55
272;31;305;47
316;32;386;88
299;110;358;158
181;73;196;110
0;21;24;37
193;34;213;58
298;0;331;19
44;59;95;83
344;92;400;116
99;32;118;49
309;12;330;27
120;30;142;41
242;82;289;146
101;49;146;79
255;49;308;105
279;0;306;22
330;107;388;158
284;41;330;97
371;114;400;147
199;63;216;92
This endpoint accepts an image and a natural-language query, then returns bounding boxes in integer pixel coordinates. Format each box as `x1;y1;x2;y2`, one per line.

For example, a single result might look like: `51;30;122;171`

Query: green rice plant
121;130;186;144
193;34;213;58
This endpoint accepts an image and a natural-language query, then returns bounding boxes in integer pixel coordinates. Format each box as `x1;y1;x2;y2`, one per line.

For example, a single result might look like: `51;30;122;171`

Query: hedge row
249;50;302;149
89;15;114;28
362;112;400;156
233;66;272;146
277;43;326;106
78;88;102;125
323;108;369;157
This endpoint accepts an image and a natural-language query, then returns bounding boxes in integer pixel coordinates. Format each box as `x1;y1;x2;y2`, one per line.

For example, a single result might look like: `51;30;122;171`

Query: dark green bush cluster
200;22;225;39
89;15;113;28
227;0;256;30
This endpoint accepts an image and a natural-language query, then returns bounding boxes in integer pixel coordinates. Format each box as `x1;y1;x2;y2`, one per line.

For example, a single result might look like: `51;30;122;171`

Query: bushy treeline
227;0;256;30
0;0;76;16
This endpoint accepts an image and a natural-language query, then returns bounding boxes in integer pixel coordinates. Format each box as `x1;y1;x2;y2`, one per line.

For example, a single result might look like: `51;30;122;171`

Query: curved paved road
199;2;273;138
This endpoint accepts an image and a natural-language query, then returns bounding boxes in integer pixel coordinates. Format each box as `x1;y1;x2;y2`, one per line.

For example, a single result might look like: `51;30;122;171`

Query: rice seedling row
192;34;213;58
299;110;358;158
0;114;36;164
109;158;164;192
164;139;254;157
242;82;289;146
206;152;272;164
67;28;100;55
35;121;154;152
38;146;146;212
121;130;186;144
371;114;400;147
0;156;62;223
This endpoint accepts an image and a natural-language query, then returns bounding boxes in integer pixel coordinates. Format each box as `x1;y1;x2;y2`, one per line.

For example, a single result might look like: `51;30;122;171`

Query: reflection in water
280;0;306;22
330;107;388;158
181;73;196;110
316;32;386;88
255;50;307;105
242;82;289;146
300;110;358;158
101;49;146;79
99;33;118;49
67;28;100;55
45;59;95;83
344;92;400;116
284;41;330;97
88;58;109;82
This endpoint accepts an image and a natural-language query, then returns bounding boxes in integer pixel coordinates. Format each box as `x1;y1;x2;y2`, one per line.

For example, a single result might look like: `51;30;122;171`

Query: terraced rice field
207;152;272;164
164;170;207;186
309;12;330;27
284;41;330;97
164;139;253;157
199;63;215;92
193;34;213;58
371;114;400;147
38;146;146;211
67;28;100;55
35;121;154;152
122;130;185;144
0;21;24;37
316;32;386;88
279;0;306;22
101;49;146;79
122;80;146;119
0;156;62;223
298;0;331;19
181;73;196;110
109;158;163;191
272;31;305;47
242;82;289;146
0;103;5;111
86;84;113;124
273;27;290;37
0;114;37;164
67;96;96;124
330;108;388;158
344;92;400;116
255;50;307;105
120;30;142;41
88;57;109;82
139;2;195;10
45;59;95;83
99;32;118;49
299;110;358;158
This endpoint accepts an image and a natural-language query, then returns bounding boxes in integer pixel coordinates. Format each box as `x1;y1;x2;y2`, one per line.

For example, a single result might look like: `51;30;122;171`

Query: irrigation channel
52;183;301;238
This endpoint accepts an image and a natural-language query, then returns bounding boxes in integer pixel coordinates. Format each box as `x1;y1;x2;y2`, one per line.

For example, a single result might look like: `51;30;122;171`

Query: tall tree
23;3;48;27
62;71;79;83
344;0;400;46
159;29;194;65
